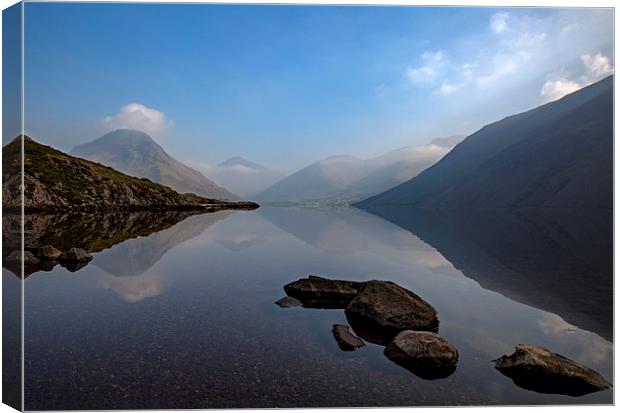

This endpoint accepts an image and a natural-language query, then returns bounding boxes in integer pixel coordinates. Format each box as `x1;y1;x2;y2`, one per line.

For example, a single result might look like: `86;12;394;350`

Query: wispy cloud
103;103;173;139
406;51;445;83
402;10;611;103
490;12;509;33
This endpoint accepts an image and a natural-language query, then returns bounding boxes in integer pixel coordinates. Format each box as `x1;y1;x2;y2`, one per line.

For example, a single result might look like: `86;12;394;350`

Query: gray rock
495;344;612;396
345;280;438;334
6;250;40;266
59;248;93;263
384;331;458;379
283;275;363;303
274;296;302;308
37;245;62;260
332;324;365;351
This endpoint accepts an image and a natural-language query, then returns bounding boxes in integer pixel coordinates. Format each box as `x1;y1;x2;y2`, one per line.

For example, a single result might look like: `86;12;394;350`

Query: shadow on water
2;210;233;278
359;207;613;342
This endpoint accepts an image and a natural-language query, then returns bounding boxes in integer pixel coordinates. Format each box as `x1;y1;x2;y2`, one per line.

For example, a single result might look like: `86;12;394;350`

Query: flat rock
274;296;302;308
345;280;438;334
36;245;62;260
384;330;458;379
332;324;365;351
494;344;612;396
283;275;363;304
59;247;93;263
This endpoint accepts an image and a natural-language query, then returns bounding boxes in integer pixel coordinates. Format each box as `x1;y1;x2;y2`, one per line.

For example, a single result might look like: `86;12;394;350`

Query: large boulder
345;280;438;335
332;324;365;351
283;275;363;305
59;248;93;263
494;344;612;396
384;330;458;379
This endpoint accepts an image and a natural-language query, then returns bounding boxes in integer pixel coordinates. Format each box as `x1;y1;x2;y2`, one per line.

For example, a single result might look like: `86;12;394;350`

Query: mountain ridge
356;76;613;209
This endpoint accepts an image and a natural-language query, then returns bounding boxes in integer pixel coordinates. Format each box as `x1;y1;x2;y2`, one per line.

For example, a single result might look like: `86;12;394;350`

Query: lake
5;206;613;409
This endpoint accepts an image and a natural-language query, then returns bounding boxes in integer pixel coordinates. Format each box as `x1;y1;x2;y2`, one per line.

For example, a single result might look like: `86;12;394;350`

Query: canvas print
1;2;614;410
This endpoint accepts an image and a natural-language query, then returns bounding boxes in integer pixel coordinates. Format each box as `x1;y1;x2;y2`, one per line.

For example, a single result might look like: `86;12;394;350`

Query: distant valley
255;135;463;204
200;156;284;198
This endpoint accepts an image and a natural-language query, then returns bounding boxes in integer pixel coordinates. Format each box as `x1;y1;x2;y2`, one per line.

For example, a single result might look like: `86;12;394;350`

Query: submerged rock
345;280;438;335
332;324;365;351
36;245;62;260
494;344;612;396
274;296;302;308
283;275;363;305
384;331;458;379
59;248;93;263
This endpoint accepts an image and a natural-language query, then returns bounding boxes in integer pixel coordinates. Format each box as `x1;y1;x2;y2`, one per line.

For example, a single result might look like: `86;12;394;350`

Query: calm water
7;206;613;409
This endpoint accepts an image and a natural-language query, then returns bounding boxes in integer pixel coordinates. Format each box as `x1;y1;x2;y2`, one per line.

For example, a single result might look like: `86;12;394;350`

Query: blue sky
10;4;614;172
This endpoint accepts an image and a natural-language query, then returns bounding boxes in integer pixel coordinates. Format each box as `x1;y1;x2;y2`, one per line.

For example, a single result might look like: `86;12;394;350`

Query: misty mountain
203;156;284;198
357;76;613;209
71;129;239;201
255;136;463;203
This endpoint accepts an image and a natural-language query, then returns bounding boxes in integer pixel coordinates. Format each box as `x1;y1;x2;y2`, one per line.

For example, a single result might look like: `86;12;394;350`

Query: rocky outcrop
2;136;259;213
494;344;612;396
345;280;439;334
36;245;62;260
331;324;365;351
384;331;459;379
59;248;93;263
283;275;363;304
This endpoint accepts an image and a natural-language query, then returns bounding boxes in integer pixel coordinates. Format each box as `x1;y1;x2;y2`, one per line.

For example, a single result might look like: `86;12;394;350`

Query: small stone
384;331;459;380
332;324;365;351
274;296;302;308
494;344;612;396
59;247;93;262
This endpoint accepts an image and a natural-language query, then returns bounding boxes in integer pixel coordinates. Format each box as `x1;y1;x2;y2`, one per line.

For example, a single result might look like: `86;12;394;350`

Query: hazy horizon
4;4;613;173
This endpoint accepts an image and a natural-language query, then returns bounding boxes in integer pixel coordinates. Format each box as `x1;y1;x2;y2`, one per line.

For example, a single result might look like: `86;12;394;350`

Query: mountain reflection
361;207;612;341
2;210;232;278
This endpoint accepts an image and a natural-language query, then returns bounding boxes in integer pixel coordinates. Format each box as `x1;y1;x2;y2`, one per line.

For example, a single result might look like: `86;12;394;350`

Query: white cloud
540;78;582;102
103;103;173;139
540;51;613;102
490;13;509;33
581;52;614;78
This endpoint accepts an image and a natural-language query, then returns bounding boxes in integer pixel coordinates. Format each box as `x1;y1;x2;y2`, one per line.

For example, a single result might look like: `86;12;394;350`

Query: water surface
12;206;613;409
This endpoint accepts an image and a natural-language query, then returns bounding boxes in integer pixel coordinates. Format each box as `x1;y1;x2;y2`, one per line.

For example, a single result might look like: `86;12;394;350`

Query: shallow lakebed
9;206;613;409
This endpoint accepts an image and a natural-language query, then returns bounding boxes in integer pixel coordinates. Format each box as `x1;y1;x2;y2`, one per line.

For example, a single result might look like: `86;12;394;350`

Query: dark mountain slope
357;76;613;208
2;136;257;212
71;129;238;201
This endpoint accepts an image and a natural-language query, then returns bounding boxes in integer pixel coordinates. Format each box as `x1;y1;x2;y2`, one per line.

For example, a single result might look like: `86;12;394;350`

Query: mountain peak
218;156;263;169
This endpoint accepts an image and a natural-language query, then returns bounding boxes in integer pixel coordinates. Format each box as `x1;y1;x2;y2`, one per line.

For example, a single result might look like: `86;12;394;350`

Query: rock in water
283;275;363;303
274;296;302;308
59;248;93;262
332;324;365;351
384;330;458;379
345;280;438;334
36;245;62;260
494;344;612;396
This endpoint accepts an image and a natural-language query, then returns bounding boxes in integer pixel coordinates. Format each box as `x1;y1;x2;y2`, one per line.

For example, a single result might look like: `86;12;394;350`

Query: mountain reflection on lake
10;206;612;409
